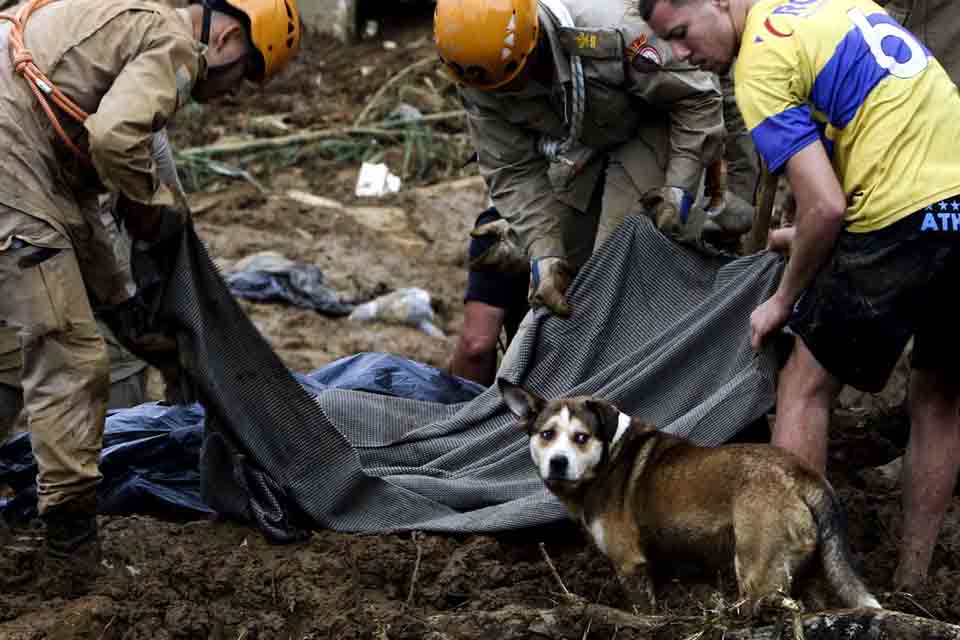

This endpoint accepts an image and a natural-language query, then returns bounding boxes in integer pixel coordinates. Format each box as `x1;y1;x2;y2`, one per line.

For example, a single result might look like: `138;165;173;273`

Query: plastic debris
227;251;357;316
348;287;445;337
388;103;424;124
355;162;401;197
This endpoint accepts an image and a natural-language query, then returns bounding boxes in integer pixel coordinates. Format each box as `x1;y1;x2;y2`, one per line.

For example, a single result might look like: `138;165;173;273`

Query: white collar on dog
613;411;631;445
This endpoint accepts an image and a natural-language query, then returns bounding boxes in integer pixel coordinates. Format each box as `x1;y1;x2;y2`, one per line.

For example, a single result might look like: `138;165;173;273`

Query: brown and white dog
499;380;880;615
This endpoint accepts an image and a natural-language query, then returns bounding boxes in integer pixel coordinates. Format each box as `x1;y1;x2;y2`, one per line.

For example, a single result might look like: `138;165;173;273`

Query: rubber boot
36;492;103;597
0;512;43;588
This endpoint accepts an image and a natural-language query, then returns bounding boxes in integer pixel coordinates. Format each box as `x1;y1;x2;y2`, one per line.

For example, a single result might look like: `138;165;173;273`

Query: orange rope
1;0;90;160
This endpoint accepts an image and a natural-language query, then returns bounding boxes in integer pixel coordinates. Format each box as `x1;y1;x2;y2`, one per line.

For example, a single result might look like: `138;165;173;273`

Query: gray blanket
166;216;784;540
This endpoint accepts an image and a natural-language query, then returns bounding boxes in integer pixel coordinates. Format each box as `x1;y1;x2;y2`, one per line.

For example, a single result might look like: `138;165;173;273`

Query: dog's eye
573;433;590;445
540;430;555;441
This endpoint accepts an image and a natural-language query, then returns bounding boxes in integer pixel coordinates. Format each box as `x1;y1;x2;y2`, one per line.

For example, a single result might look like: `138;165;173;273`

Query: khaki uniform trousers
0;209;109;514
593;136;670;253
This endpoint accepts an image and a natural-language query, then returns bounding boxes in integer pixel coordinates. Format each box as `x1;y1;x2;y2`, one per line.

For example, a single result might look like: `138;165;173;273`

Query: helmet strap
204;52;247;79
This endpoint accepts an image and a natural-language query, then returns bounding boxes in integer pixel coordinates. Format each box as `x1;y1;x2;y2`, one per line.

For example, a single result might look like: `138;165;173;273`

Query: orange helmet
434;0;540;90
201;0;301;83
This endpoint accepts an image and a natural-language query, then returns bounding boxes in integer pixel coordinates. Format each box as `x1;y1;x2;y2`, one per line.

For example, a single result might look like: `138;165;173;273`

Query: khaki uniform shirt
460;0;724;260
0;0;204;251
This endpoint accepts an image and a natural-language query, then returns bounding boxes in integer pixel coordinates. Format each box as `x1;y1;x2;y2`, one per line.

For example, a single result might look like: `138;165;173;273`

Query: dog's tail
806;483;881;609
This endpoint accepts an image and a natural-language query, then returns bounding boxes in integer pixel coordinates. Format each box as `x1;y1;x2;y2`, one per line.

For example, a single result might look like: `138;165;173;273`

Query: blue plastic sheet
226;254;358;316
0;353;484;524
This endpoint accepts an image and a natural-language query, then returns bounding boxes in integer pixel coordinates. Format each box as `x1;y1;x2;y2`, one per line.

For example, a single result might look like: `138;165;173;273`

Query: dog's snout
549;456;569;476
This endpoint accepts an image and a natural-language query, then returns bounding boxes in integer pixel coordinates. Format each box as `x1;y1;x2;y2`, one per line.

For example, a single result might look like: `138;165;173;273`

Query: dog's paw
617;575;657;614
752;592;803;624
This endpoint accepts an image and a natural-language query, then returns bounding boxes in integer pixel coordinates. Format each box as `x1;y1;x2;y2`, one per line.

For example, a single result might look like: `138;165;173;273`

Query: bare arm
773;141;847;307
749;141;846;349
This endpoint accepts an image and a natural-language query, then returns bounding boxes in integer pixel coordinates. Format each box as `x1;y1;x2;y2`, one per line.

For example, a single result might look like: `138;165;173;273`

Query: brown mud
1;7;957;639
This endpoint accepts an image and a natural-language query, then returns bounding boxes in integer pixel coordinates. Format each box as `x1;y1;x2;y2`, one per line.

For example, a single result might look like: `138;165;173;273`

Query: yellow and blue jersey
735;0;960;232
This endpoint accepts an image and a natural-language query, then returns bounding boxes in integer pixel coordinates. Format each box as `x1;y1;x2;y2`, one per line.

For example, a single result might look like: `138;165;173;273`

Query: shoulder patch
624;33;648;60
626;38;664;73
558;27;622;59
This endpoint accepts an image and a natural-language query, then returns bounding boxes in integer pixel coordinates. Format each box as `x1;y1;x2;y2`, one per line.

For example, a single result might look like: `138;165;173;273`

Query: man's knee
8;247;111;416
909;369;960;425
462;332;498;360
459;305;503;358
781;338;842;400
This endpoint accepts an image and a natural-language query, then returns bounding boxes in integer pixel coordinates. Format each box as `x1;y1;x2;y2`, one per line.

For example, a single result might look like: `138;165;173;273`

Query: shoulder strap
536;0;585;162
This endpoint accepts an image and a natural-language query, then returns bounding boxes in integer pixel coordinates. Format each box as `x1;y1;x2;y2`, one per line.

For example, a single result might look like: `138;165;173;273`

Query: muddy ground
1;7;958;639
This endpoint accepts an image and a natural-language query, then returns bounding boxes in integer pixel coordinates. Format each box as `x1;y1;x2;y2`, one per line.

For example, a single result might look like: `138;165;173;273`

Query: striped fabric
167;216;783;538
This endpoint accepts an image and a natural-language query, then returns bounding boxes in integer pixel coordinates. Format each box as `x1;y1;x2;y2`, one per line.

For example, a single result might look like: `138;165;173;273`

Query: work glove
113;193;191;301
114;193;190;249
698;158;754;237
468;218;529;275
703;158;728;220
528;256;572;317
107;193;194;404
97;291;187;405
641;186;694;236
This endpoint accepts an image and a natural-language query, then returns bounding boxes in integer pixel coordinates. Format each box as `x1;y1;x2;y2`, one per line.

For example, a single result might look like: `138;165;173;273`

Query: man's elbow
816;195;847;225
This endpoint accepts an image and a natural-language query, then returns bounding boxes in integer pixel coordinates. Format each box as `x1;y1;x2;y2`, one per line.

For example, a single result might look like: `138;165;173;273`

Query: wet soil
1;7;957;639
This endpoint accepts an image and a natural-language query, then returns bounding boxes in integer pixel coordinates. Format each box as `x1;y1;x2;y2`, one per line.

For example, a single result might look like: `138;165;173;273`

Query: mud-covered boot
0;513;42;588
36;493;103;597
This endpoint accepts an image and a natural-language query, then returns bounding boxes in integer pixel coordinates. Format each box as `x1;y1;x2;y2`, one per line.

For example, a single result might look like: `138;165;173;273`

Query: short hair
635;0;698;21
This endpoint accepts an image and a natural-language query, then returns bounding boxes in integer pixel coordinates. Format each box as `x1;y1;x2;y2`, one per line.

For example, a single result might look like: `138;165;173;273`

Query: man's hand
766;226;796;254
115;194;190;247
703;158;728;216
641;186;694;235
750;293;793;350
98;294;178;361
528;256;572;317
469;219;529;275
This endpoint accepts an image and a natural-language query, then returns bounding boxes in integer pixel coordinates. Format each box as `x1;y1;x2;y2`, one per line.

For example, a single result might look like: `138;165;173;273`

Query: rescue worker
0;0;300;594
434;0;733;318
0;126;186;435
641;0;960;592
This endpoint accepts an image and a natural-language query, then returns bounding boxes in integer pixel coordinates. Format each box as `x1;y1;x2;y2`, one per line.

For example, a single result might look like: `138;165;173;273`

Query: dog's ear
498;379;545;422
585;398;622;443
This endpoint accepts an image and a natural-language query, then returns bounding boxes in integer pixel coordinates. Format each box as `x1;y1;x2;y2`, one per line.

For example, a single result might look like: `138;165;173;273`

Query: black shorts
788;197;960;392
465;207;530;339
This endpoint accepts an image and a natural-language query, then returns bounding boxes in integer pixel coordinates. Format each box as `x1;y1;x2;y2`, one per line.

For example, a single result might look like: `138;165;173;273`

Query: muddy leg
734;499;815;620
614;555;656;613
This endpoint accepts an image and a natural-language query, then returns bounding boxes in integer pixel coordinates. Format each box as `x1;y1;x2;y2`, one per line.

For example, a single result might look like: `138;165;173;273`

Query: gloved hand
114;193;190;248
703;158;728;220
97;294;177;362
641;186;694;235
98;291;189;404
528;256;572;317
700;158;754;237
469;218;529;275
